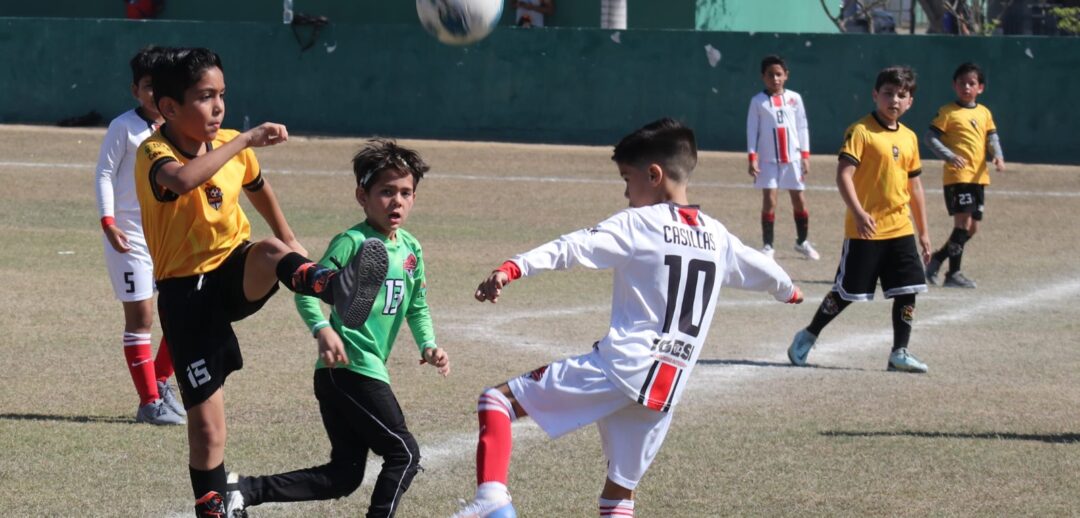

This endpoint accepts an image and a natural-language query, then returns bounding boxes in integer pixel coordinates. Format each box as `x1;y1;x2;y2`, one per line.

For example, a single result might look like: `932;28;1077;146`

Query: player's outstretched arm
155;123;288;194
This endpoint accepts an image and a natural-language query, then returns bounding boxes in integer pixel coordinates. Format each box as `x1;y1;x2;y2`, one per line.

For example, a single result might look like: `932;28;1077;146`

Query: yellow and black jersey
930;102;997;185
839;112;922;240
134;127;264;280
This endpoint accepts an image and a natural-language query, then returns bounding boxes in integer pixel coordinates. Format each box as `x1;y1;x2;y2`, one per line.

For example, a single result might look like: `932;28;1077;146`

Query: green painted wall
695;0;840;33
0;18;1075;164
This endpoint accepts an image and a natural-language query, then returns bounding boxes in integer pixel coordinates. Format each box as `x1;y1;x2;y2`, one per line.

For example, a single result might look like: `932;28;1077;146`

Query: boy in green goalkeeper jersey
227;138;450;518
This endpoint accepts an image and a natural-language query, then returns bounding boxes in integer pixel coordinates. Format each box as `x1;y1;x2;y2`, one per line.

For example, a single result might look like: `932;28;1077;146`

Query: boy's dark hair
611;118;698;183
352;138;430;190
152;47;223;107
130;46;162;85
874;66;917;94
952;62;985;84
760;54;787;74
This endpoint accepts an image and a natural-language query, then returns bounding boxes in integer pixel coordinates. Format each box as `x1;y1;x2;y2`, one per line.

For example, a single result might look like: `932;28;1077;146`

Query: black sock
761;212;775;247
891;294;916;351
946;228;970;274
806;292;851;336
275;252;335;303
190;462;227;500
794;210;809;245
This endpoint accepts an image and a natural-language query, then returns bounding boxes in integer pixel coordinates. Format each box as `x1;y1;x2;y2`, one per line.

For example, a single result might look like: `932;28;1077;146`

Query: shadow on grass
698;359;869;372
821;430;1080;444
0;413;133;424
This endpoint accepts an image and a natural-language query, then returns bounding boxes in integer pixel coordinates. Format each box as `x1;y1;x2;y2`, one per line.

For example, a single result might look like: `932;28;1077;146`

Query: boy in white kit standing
747;54;819;260
95;46;185;425
452;118;803;518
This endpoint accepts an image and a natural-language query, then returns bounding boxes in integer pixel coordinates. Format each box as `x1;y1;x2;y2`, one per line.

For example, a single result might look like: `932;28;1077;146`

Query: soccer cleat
787;328;818;366
943;271;977;289
135;399;185;426
924;257;942;286
887;348;928;373
195;491;227;518
761;244;775;258
793;240;821;260
332;237;389;329
225;472;247;518
158;379;186;417
450;497;517;518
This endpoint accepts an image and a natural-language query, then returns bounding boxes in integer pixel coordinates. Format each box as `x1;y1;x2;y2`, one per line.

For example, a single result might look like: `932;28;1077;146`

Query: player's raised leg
452;384;522;518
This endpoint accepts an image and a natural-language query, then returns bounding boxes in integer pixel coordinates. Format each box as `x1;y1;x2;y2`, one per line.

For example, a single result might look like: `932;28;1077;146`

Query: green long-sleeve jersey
296;221;436;383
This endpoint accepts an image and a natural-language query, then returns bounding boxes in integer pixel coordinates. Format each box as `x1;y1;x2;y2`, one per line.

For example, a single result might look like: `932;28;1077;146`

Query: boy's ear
157;97;178;120
130;83;140;100
355;186;367;207
648;163;664;186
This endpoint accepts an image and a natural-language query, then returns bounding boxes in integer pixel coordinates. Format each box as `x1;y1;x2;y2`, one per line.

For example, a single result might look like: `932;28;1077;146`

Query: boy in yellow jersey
787;66;932;373
923;62;1005;288
134;47;388;517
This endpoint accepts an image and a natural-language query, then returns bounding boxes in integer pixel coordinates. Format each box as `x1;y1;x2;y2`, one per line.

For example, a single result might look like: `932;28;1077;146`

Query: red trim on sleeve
496;261;521;282
748;152;757;162
101;216;116;230
801;151;811;159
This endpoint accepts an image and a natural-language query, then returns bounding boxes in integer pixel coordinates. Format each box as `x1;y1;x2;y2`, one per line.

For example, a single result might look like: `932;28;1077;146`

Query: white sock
599;497;634;517
476;481;510;503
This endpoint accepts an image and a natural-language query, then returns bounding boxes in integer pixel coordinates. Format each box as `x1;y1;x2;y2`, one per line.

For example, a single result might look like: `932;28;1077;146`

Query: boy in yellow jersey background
923;62;1005;289
134;47;388;517
787;66;932;374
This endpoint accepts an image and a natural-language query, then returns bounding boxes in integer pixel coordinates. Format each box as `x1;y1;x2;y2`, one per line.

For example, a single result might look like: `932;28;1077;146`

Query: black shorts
157;242;279;408
944;183;985;221
832;236;928;301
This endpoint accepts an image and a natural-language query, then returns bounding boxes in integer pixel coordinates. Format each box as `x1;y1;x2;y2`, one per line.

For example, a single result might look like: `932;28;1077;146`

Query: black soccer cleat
332;237;389;329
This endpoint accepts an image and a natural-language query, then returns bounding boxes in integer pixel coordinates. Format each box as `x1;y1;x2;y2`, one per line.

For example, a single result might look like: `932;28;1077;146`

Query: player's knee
326;460;365;498
478;386;519;421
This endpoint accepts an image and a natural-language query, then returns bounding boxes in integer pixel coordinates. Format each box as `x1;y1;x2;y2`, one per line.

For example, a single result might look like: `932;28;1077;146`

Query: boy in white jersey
746;55;819;260
94;46;185;425
452;118;804;518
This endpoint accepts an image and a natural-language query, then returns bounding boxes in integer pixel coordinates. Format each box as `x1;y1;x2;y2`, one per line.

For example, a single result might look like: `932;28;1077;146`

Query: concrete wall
695;0;840;33
0;17;1075;164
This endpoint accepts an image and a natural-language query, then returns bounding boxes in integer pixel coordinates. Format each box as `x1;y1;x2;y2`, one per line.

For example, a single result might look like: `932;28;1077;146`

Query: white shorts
754;161;805;191
101;215;155;302
507;349;674;490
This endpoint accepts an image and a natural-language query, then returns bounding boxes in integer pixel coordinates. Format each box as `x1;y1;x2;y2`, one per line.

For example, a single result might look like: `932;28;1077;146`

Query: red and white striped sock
153;337;174;383
123;332;159;405
476;387;516;486
599;497;635;517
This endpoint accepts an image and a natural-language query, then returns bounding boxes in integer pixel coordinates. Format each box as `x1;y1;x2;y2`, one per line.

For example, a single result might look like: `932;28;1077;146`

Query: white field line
3;160;1079;198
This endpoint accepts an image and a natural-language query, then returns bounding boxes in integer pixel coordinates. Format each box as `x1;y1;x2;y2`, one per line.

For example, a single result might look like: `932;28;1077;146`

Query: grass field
1;124;1078;517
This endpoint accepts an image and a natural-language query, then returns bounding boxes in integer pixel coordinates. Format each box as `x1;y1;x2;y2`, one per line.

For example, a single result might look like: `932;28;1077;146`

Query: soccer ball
416;0;504;46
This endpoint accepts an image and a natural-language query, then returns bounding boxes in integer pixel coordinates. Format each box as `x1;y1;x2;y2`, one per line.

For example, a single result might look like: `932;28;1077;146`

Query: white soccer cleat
887;348;928;373
761;244;775;258
787;328;817;366
794;240;821;260
450;496;517;518
225;472;247;517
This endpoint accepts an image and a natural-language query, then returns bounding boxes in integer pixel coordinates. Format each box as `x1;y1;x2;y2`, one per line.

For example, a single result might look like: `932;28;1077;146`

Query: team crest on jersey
205;184;223;210
787;97;798;107
969;118;979;130
403;253;418;278
892;146;900;161
523;365;549;382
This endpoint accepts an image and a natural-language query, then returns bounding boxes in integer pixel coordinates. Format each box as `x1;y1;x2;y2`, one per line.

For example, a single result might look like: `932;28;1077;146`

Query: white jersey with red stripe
746;89;810;164
507;202;797;412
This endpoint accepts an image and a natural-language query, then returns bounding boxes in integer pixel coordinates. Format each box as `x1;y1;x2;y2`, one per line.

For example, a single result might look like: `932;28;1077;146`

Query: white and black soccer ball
416;0;503;46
